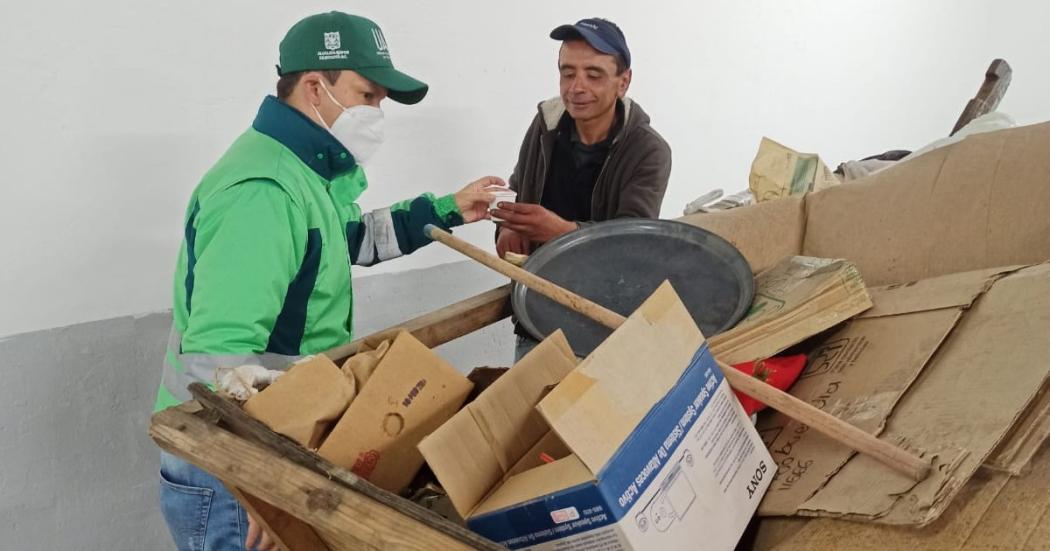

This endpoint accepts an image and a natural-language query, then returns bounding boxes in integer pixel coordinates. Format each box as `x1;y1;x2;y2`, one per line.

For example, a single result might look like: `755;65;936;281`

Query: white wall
2;0;1050;337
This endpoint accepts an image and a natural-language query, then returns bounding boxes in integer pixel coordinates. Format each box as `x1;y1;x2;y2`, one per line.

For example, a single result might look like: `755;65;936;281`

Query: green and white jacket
154;96;463;411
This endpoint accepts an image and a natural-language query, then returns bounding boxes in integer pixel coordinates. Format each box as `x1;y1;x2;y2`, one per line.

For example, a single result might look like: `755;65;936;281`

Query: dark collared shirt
540;103;624;222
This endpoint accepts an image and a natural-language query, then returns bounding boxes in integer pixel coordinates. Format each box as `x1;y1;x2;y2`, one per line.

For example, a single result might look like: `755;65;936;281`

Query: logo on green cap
323;32;341;50
372;28;389;57
320;32;348;60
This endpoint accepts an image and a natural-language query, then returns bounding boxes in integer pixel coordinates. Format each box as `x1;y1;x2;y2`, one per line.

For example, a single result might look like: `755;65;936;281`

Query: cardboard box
680;196;804;275
316;331;473;492
243;355;355;449
422;283;774;550
418;330;579;518
677;122;1050;542
708;256;872;365
755;263;1050;525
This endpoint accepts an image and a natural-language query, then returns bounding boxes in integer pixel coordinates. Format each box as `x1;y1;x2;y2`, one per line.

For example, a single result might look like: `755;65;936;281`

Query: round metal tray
512;219;754;357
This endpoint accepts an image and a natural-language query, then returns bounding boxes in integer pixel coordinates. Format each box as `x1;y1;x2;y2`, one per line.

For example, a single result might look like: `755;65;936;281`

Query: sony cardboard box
421;282;774;550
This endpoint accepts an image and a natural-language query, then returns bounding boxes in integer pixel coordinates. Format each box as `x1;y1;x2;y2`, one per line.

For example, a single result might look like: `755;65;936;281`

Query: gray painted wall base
0;260;513;550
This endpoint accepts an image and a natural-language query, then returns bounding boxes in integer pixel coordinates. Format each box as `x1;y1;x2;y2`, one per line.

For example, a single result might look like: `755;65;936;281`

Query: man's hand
246;513;278;551
454;176;505;223
491;202;577;244
496;227;532;260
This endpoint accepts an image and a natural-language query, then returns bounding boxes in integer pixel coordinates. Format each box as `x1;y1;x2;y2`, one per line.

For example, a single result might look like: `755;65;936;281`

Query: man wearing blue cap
492;17;672;359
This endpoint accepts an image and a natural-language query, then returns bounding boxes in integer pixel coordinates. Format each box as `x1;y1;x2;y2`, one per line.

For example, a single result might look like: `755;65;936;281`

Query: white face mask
313;82;385;166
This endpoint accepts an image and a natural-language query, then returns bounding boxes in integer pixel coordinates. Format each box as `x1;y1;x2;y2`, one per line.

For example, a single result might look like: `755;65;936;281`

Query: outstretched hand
454;176;505;223
491;202;577;244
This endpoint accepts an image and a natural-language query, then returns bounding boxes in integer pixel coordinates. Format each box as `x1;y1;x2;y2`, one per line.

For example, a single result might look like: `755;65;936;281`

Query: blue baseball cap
550;18;631;70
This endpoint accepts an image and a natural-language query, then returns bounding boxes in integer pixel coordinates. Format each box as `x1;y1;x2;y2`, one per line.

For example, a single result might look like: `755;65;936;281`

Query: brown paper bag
319;331;473;492
341;339;391;390
243;356;356;449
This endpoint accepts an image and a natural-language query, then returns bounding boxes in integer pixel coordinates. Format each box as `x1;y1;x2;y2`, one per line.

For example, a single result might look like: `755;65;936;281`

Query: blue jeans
159;451;250;551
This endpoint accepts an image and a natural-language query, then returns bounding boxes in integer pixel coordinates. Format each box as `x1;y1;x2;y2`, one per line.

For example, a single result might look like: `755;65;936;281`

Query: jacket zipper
591;138;620;217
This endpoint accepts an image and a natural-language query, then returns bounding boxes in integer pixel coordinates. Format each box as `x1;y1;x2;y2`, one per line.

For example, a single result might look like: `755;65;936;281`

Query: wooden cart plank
150;407;488;551
175;401;329;550
185;384;503;550
151;286;513;550
325;284;512;363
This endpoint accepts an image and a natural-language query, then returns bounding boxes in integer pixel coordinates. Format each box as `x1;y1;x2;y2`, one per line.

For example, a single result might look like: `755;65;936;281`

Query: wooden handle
503;251;529;267
716;362;929;480
425;225;930;481
425;225;626;330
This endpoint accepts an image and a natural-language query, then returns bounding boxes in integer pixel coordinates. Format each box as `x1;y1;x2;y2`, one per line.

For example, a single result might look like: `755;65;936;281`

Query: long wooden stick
425;225;930;481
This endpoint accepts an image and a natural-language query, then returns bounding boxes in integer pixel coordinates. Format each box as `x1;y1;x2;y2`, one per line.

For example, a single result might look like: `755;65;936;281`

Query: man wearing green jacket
156;12;500;551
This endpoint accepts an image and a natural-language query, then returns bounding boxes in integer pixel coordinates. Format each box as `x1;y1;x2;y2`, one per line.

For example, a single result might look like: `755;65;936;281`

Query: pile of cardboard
227;121;1050;549
756;264;1050;526
235;281;798;549
708;256;872;365
680;121;1050;548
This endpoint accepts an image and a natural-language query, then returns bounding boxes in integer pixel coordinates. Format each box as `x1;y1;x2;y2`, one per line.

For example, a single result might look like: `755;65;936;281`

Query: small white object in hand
488;189;518;221
216;365;284;401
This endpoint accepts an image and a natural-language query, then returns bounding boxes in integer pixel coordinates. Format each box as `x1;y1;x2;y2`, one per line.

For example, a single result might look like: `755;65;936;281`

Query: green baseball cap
277;12;428;105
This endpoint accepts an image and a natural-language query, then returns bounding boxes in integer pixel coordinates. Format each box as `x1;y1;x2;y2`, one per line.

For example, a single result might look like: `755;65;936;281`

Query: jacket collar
538;96;638;143
251;96;358;181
